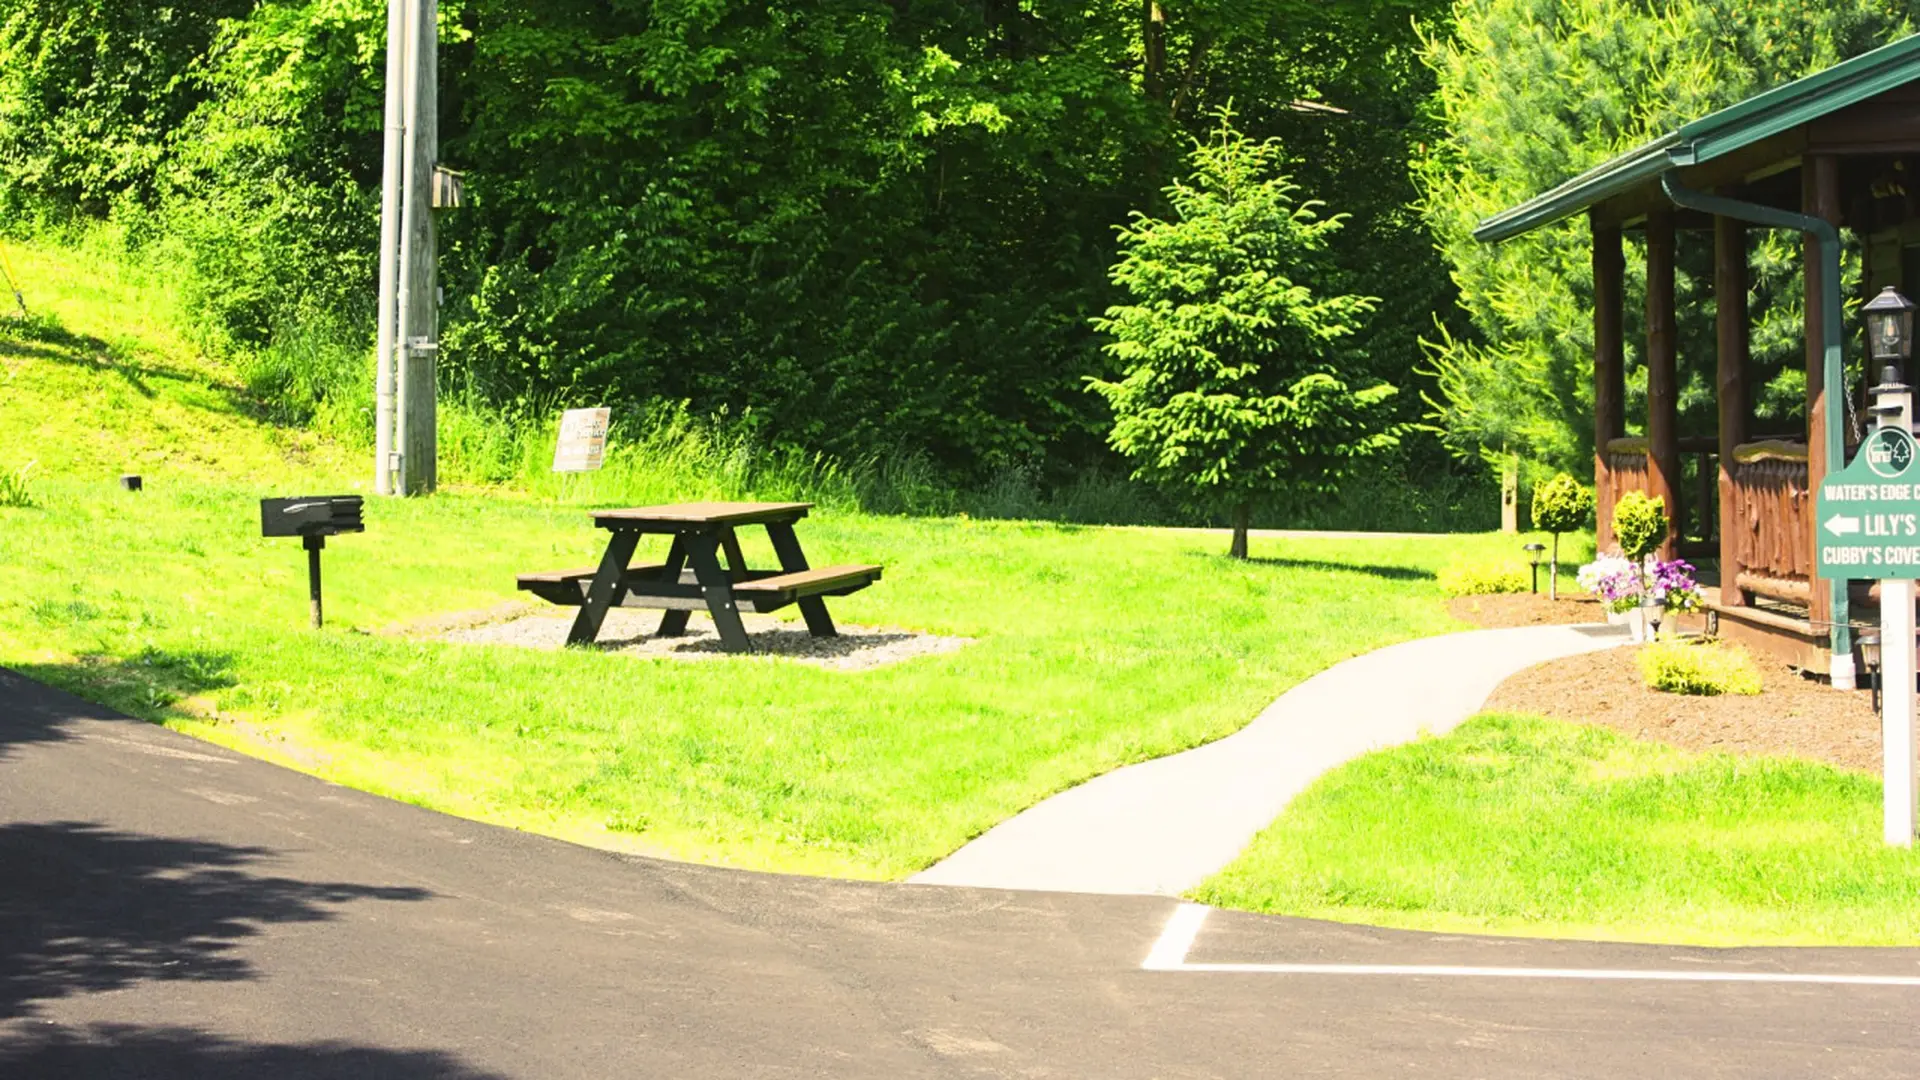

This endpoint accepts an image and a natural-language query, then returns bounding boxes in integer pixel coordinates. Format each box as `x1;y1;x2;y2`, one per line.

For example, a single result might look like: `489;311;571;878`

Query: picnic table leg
719;527;749;581
654;535;693;638
566;529;640;646
765;522;837;638
688;533;753;654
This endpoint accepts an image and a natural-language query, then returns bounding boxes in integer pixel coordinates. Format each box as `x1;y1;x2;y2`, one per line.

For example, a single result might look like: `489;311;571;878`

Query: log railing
1727;440;1811;605
1604;439;1653;502
1603;436;1717;551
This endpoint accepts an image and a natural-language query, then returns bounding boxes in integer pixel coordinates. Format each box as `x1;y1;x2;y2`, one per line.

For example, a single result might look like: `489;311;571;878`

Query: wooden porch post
1805;155;1840;628
1715;211;1748;607
1646;209;1681;561
1593;217;1625;550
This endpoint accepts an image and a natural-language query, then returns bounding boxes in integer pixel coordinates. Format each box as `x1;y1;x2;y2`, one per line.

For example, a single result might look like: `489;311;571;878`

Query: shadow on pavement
0;653;237;762
0;1024;507;1079
0;821;430;1020
0;670;85;762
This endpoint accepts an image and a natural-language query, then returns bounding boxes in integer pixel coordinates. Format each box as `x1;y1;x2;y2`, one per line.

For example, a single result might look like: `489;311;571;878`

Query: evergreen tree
1089;109;1400;558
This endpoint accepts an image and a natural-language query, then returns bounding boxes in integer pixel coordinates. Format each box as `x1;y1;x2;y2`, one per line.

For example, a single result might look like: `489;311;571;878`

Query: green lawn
0;238;1529;879
1196;714;1920;946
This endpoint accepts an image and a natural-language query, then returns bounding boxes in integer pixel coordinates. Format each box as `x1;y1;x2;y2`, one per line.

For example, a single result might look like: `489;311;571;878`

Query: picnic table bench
516;501;881;654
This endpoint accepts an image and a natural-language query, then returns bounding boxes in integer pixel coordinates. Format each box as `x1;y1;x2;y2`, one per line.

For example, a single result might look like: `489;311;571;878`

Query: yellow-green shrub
1638;640;1763;696
1438;559;1529;596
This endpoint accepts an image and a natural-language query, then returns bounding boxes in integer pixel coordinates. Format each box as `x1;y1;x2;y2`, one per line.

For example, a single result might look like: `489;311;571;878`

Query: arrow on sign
1826;514;1863;537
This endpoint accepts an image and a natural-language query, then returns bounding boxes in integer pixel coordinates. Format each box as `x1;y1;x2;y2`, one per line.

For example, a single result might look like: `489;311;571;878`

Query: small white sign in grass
553;408;610;473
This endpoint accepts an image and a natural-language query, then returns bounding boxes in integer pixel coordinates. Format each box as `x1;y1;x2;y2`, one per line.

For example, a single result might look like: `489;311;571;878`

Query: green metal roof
1474;33;1920;243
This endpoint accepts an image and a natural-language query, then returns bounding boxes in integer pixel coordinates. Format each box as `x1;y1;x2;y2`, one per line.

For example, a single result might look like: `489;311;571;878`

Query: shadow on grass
1190;552;1437;582
0;310;242;407
9;648;238;733
1;650;241;767
0;1025;506;1079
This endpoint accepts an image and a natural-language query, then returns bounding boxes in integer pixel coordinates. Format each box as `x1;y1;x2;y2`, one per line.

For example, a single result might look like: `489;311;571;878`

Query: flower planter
1583;553;1696;642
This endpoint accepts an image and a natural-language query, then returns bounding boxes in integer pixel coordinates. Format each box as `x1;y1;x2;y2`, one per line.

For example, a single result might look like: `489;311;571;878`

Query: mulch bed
1448;591;1713;633
1483;645;1881;774
1451;591;1878;772
1447;592;1608;628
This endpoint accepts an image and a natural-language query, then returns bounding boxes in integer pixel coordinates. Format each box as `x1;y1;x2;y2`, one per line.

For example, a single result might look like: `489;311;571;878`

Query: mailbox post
260;497;365;628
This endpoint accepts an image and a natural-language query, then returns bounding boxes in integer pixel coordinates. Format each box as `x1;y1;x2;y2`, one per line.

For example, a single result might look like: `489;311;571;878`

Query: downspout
1660;172;1850;664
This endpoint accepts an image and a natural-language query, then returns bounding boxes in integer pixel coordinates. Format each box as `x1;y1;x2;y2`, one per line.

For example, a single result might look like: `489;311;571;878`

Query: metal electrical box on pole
375;0;440;496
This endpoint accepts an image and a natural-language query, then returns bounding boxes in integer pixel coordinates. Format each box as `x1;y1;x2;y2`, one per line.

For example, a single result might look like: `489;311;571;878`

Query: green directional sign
1817;425;1920;579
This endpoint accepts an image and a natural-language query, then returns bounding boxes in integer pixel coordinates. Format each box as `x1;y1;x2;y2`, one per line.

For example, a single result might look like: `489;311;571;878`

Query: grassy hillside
0;239;355;486
0;240;1525;878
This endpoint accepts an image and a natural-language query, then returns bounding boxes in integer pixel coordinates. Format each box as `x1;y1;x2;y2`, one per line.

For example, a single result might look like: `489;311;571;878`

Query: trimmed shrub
1638;640;1763;696
1438;559;1529;596
1531;472;1593;599
1531;472;1593;534
1612;491;1669;560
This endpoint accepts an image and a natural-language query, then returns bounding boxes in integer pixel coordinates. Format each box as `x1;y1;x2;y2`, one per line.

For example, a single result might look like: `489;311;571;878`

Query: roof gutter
1471;136;1681;243
1658;172;1851;664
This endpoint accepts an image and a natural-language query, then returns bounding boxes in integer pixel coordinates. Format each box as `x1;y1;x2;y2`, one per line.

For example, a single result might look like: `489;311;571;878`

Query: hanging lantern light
1863;286;1916;383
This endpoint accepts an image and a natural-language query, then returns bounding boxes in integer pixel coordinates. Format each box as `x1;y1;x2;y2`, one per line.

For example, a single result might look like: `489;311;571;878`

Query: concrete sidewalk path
911;622;1629;896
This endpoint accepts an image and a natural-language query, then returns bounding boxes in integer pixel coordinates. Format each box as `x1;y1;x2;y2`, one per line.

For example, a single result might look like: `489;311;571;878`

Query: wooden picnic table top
589;501;813;529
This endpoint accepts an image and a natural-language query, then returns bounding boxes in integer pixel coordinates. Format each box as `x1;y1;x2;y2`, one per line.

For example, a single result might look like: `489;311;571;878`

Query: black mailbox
260;496;364;628
260;496;364;538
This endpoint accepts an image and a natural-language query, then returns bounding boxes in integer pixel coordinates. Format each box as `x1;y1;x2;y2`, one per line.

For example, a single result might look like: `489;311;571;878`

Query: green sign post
1815;425;1920;580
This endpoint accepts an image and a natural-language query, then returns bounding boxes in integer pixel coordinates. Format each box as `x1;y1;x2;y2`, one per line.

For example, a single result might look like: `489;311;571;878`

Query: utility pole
374;0;403;495
375;0;439;496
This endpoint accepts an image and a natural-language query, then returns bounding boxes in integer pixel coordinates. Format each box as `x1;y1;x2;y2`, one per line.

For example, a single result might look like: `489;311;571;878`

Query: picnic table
516;502;882;654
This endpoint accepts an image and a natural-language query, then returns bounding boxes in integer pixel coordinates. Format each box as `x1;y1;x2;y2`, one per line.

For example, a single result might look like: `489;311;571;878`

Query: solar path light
260;497;365;628
1523;542;1545;594
1860;633;1884;713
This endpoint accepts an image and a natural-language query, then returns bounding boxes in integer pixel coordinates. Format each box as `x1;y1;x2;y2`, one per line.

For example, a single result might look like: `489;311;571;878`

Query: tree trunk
1500;451;1519;534
1549;532;1560;601
1142;0;1167;102
1230;502;1250;560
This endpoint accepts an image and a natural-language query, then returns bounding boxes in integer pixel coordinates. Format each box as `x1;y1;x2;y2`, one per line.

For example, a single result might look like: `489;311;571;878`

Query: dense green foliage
1417;0;1915;483
0;0;1481;525
1089;112;1399;555
0;0;251;217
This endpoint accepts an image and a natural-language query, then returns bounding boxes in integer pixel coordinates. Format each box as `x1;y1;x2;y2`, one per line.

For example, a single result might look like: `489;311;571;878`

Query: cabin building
1477;34;1920;674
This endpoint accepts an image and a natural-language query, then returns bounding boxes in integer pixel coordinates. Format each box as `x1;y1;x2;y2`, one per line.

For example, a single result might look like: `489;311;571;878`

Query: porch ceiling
1473;33;1920;243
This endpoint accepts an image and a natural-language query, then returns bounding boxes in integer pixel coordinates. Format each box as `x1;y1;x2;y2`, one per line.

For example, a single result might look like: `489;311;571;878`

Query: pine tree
1089;108;1400;559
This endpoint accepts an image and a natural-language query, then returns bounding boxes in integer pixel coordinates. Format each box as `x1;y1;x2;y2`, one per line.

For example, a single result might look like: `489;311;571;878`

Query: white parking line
1142;903;1920;987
